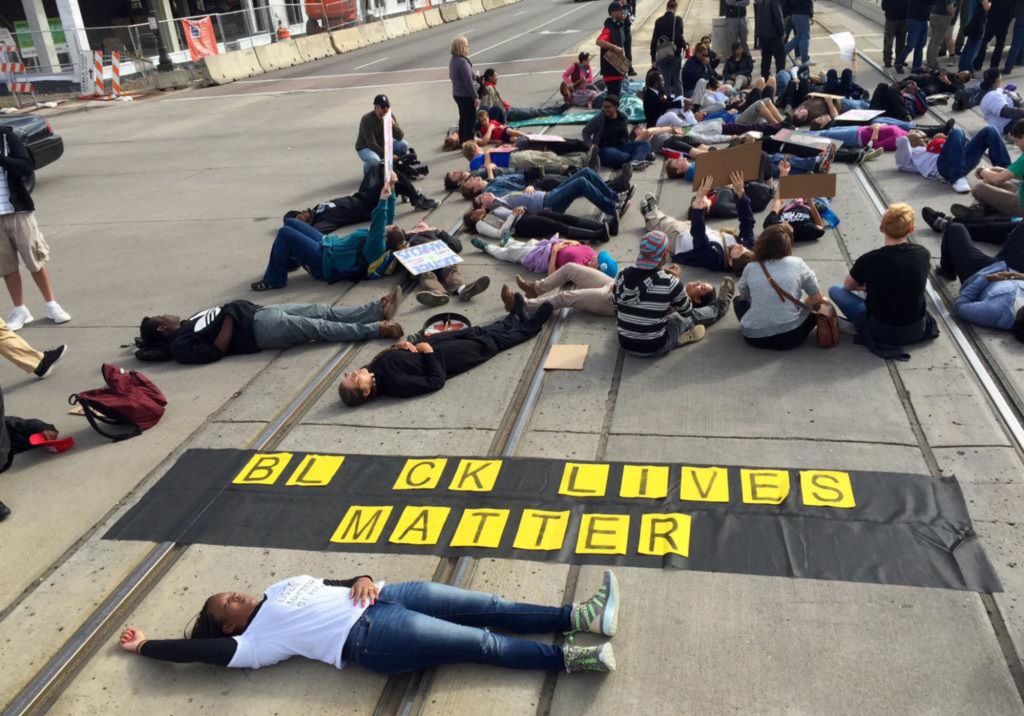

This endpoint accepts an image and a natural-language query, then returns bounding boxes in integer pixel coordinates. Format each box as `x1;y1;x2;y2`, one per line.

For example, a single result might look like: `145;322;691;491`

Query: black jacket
169;301;262;365
724;53;754;78
882;0;909;18
682;57;715;96
755;0;787;38
650;12;685;60
783;0;814;15
0;387;54;474
599;17;628;79
0;128;35;213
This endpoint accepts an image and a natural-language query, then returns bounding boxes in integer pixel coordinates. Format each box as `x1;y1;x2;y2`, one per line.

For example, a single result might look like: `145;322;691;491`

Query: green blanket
507;95;646;128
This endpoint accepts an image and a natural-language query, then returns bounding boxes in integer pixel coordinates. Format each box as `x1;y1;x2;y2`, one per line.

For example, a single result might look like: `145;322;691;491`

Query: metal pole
146;0;174;71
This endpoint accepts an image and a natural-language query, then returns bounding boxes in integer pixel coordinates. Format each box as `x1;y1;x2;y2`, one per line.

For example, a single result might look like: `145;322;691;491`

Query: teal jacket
320;192;397;282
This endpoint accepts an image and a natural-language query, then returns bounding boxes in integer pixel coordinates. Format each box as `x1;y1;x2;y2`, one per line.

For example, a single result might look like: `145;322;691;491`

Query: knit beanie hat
596;250;618;278
635;230;669;270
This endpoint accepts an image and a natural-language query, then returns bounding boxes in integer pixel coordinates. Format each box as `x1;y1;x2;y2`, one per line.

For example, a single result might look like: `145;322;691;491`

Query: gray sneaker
639;192;658;216
717;276;737;308
563;643;616;673
570;570;619;636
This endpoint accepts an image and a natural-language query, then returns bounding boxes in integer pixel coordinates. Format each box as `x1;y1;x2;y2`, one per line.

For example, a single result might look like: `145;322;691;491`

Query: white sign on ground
395;240;462;276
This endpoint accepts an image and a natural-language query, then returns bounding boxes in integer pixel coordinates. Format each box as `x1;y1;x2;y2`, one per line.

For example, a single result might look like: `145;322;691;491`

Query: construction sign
182;16;219;61
105;449;1002;593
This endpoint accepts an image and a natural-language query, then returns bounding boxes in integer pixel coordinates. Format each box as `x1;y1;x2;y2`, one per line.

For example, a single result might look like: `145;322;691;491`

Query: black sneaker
935;265;957;281
34;344;66;379
0;500;9;522
459;275;491;302
922;206;949;232
950;203;988;222
609;163;633;192
607;214;620;237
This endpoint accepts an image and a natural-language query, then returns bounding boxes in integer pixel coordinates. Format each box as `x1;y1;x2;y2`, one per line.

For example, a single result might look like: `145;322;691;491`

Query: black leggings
455;95;477;146
940;222;1024;282
515;211;606;242
759;37;786;79
734;298;817;349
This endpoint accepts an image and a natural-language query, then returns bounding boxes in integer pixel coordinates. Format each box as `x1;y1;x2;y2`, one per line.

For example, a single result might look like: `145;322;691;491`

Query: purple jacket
521;236;560;274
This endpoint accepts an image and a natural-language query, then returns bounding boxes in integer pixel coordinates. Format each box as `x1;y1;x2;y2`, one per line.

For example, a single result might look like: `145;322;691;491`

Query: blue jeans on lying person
598;140;652;169
342;581;571;674
828;285;867;327
936;126;1011;183
769;153;818;177
357;139;409;173
810;126;863;146
262;218;326;288
544;167;619;215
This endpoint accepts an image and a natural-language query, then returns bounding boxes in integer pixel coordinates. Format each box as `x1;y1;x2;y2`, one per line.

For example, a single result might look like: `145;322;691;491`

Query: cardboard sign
395;240;462;276
544;344;589;371
691;141;762;191
834;109;886;123
774;128;841;150
808;92;845;102
779;173;838;199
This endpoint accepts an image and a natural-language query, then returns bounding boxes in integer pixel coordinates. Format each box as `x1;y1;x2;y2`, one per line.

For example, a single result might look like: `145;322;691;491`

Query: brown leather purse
759;261;839;349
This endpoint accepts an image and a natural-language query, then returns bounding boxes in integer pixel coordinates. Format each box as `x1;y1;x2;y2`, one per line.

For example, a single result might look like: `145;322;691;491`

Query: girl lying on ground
119;572;619;674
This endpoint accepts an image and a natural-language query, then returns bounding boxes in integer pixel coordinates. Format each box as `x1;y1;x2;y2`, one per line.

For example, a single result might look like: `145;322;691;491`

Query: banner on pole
182;16;218;61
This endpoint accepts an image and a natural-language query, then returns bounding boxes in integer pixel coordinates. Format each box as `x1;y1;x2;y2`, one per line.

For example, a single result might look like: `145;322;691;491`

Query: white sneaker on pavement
7;305;33;331
952;177;971;193
45;301;71;324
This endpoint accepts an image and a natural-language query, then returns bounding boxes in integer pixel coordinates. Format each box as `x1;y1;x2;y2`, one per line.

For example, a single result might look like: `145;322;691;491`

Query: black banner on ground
104;449;1001;592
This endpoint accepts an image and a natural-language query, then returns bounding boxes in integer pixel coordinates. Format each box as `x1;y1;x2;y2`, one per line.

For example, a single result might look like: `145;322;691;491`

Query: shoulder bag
758;261;839;348
655;35;677;63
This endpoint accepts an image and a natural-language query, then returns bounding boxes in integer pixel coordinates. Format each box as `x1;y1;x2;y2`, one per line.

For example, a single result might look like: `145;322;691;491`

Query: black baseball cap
373;94;390;108
608;1;624;13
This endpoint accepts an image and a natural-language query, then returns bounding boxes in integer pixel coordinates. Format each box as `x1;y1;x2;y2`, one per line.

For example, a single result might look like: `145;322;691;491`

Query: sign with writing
104;449;1001;592
182;16;218;61
395;240;462;276
773;128;841;151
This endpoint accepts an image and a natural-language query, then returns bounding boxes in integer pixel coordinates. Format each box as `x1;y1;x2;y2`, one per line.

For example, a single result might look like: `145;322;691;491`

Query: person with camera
355;95;410;174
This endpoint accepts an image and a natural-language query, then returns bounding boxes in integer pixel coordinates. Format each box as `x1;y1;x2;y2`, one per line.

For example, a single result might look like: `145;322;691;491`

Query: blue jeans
544;167;619;215
262;218;326;287
342;581;570;674
810;126;863;145
776;69;793;95
252;302;381;348
936;126;1011;182
769;153;818;176
960;22;988;71
598;139;652;168
828;285;867;326
873;117;915;130
785;14;811;62
357;139;410;173
1004;17;1024;71
895;18;928;69
840;98;870;111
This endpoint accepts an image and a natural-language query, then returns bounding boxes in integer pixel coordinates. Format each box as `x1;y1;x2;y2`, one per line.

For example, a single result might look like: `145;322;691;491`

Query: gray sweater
450;55;478;99
736;257;821;338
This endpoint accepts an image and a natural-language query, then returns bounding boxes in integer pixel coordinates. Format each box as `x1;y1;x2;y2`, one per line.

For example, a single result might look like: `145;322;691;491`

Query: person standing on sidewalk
783;0;814;66
755;0;788;79
895;0;934;72
651;0;687;97
725;0;751;52
0;126;70;332
450;36;479;155
597;2;630;99
959;0;992;72
927;0;957;68
883;0;910;68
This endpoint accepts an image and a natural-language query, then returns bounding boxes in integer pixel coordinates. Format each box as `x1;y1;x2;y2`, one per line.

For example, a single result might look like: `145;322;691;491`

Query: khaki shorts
0;211;48;275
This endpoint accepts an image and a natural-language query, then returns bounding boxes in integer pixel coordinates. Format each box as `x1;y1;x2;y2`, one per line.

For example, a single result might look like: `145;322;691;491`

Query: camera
396;150;429;180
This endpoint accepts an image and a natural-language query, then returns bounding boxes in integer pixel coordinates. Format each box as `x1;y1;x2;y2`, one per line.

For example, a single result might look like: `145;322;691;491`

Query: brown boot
380;285;401;320
516;274;538;298
500;285;517;313
378;321;404;339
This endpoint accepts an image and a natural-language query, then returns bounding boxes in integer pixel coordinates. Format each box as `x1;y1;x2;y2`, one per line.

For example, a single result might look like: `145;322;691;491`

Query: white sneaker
45;301;71;324
7;305;33;331
952;177;971;193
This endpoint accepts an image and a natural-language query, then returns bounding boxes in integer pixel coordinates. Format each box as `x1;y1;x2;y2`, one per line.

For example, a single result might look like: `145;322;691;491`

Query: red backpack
69;364;167;441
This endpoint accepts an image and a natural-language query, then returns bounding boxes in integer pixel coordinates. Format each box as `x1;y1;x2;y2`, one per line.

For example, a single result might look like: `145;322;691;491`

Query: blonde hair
451;36;470;57
461;140;481;160
881;203;915;239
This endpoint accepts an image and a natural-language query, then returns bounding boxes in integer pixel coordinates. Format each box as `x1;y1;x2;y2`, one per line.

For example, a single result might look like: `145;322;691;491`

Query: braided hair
188;595;225;639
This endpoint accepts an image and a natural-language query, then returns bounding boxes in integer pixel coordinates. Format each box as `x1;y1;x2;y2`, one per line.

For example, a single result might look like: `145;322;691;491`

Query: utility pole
147;0;174;71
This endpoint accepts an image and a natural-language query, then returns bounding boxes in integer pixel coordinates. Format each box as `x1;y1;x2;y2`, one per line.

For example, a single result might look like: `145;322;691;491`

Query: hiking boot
950;203;988;222
922;206;949;233
416;290;449;307
500;284;518;313
380;285;401;320
516;274;539;298
640;192;658;216
378;321;404;339
34;344;67;379
459;275;490;301
676;324;706;347
717;276;737;310
471;237;489;251
570;570;620;637
6;305;32;331
45;301;71;324
563;643;616;674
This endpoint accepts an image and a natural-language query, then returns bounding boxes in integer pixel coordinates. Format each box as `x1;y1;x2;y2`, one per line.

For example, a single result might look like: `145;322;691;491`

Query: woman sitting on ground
339;299;554;404
119;572;618;674
733;223;829;350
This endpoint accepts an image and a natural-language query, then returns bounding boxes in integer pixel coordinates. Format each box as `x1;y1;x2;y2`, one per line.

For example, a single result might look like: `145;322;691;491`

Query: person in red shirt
597;3;629;98
475;110;528;145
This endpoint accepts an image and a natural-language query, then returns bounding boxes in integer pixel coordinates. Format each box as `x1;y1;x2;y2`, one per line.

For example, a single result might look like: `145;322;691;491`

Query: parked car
0;115;63;193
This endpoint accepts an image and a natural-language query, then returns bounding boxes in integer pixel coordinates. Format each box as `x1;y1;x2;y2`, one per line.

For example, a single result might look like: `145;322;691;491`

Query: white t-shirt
981;90;1014;134
228;575;373;670
672;225;737;255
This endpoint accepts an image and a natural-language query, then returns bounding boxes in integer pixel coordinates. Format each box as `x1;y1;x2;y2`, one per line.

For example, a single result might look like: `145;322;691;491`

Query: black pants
426;305;552;378
940;223;1024;282
734;298;817;349
515;211;606;242
975;20;1011;70
455;95;477;145
759;37;786;79
869;82;912;121
605;79;623;99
